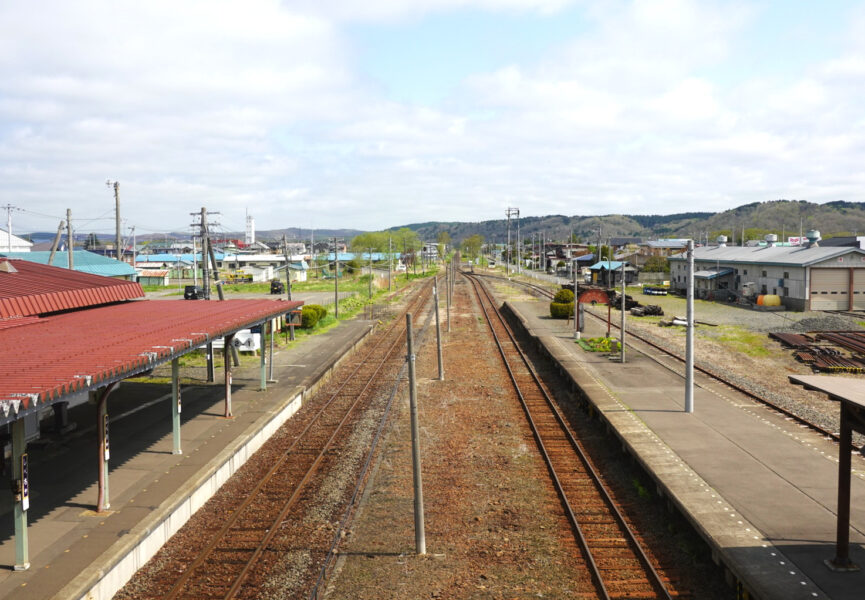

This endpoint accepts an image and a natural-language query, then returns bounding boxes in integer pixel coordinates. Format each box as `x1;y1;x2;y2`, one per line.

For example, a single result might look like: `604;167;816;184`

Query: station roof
789;375;865;407
0;258;144;318
0;298;303;425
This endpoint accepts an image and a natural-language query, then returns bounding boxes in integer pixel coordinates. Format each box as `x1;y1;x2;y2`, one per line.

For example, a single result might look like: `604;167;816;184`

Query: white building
0;229;33;252
669;232;865;311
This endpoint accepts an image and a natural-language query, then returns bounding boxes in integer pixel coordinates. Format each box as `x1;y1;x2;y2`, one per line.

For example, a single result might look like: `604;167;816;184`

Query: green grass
710;325;771;357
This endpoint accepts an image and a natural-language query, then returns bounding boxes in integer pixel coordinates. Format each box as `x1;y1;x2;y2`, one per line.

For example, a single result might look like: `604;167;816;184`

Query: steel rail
467;272;673;600
478;272;859;451
164;279;434;600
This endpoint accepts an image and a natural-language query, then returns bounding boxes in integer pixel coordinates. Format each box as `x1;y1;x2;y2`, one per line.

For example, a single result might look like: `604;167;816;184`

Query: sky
2;0;865;238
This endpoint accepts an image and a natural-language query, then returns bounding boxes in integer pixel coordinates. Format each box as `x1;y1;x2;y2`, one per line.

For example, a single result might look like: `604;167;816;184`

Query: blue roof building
0;251;136;279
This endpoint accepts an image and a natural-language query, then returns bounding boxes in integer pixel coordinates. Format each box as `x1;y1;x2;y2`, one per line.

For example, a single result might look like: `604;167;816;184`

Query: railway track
479;272;860;451
158;279;435;599
466;272;675;600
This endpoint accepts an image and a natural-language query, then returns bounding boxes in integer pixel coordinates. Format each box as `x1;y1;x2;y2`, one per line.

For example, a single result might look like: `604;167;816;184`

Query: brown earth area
323;275;734;599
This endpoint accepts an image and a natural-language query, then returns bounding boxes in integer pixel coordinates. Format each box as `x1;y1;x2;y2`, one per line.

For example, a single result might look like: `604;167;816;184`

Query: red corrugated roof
0;299;302;418
0;258;144;318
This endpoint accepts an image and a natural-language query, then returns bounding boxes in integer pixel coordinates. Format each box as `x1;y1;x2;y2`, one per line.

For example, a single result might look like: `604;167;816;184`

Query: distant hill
25;200;865;247
397;200;865;244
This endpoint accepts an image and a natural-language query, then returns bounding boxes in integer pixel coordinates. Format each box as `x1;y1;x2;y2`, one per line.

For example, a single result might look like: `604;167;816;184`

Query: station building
668;231;865;311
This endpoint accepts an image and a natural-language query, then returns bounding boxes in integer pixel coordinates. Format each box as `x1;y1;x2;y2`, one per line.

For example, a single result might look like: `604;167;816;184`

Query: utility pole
4;204;12;252
48;220;65;266
388;236;393;291
131;226;136;271
66;209;74;269
282;234;295;341
192;227;198;286
506;207;520;277
107;180;121;260
333;237;340;319
685;240;695;413
620;263;626;363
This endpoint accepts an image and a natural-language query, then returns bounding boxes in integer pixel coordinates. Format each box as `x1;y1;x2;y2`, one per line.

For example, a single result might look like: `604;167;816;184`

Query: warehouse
668;232;865;311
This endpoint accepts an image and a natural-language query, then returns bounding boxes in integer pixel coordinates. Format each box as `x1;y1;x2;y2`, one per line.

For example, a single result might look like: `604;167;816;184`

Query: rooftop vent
716;235;727;247
806;229;821;248
765;234;778;246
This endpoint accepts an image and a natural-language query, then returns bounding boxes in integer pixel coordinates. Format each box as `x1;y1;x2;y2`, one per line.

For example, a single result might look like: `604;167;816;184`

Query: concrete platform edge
57;322;373;600
502;301;822;600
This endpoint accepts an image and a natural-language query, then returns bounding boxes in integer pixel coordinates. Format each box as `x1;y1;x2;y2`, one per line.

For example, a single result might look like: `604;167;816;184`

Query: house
668;232;865;311
0;229;33;252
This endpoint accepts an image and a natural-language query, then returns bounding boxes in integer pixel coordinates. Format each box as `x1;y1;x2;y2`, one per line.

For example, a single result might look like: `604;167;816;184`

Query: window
783;272;789;279
743;269;748;275
762;270;767;277
783;287;789;296
761;285;767;294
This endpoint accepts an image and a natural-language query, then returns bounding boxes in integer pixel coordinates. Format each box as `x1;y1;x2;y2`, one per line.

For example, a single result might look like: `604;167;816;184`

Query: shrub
301;304;326;328
550;301;574;319
554;288;574;303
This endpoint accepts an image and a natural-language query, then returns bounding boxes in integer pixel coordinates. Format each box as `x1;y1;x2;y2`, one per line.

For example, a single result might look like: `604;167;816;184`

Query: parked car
270;279;285;295
184;285;205;300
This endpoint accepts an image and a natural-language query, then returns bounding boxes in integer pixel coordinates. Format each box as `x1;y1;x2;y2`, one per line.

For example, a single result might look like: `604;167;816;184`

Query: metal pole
434;278;444;380
260;321;267;390
96;385;113;512
224;334;234;417
67;209;74;269
406;314;426;554
172;358;182;455
620;263;626;363
506;212;511;278
830;404;855;569
574;261;580;340
685;240;695;413
12;418;29;570
268;319;276;383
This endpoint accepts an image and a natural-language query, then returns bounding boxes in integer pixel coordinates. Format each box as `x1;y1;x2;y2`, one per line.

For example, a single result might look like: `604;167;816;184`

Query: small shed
137;269;170;286
589;260;638;286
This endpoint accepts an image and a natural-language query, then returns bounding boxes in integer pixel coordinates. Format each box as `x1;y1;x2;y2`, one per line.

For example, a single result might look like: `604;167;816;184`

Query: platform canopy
0;298;303;426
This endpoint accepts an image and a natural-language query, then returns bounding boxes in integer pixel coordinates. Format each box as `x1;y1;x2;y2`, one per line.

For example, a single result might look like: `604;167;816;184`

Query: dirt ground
323;276;733;599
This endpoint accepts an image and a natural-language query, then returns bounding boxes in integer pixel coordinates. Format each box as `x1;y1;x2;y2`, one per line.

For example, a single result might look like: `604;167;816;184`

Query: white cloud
1;0;864;234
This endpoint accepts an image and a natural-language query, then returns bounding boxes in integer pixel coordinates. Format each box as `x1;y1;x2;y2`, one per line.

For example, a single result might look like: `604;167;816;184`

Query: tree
462;234;484;261
643;256;669;273
437;231;452;260
390;228;421;277
84;232;100;250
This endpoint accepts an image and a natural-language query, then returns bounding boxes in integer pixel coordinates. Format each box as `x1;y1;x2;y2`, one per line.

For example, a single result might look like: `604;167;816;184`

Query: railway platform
506;298;865;600
0;319;373;600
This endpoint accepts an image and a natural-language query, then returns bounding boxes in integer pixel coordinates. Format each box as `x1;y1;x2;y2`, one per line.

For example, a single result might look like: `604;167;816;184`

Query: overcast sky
2;0;864;237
